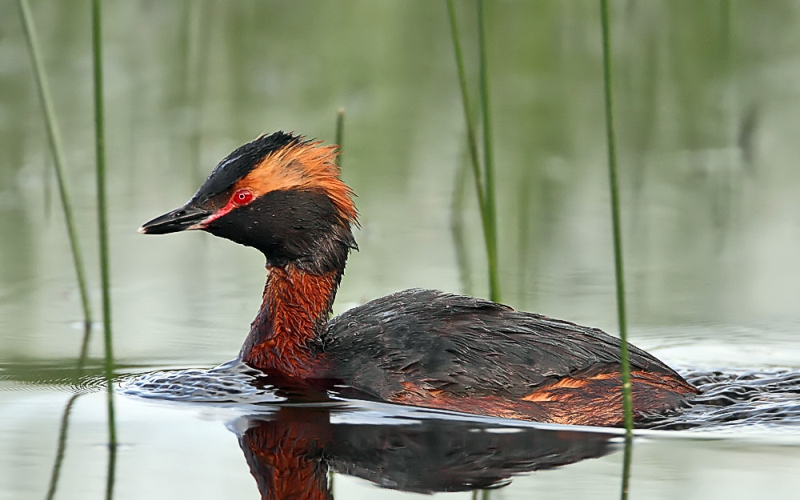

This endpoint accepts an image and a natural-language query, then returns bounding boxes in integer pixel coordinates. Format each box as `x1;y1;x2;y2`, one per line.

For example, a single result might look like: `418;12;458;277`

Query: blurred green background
2;1;800;499
2;0;798;366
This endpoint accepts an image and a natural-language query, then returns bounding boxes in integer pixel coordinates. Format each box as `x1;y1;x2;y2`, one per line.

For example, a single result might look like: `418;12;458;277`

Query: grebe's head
140;131;358;274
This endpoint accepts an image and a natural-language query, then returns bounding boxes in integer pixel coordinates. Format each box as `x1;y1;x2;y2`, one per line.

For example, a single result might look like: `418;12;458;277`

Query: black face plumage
205;189;357;274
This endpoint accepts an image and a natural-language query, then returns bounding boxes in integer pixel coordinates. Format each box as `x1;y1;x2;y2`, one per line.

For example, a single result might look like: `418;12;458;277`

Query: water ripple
120;361;800;430
118;359;285;403
651;369;800;430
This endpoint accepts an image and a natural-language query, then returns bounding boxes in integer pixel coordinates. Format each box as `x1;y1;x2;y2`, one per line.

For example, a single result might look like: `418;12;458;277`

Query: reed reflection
233;407;616;499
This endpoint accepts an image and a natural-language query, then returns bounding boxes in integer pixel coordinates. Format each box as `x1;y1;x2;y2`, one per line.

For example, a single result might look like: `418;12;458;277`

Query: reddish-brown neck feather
240;265;340;378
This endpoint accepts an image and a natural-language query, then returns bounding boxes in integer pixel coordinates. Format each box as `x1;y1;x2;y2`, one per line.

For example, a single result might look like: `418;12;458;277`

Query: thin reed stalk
92;3;118;492
18;0;93;330
335;108;345;167
445;0;500;302
92;0;114;383
445;0;486;213
599;0;634;435
476;0;500;303
620;434;633;500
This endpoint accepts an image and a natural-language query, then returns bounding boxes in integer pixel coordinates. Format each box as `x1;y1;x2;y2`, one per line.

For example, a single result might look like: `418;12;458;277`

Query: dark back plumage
324;289;681;400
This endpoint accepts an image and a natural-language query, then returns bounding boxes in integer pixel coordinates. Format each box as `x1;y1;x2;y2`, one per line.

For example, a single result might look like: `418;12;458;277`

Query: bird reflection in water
231;407;616;499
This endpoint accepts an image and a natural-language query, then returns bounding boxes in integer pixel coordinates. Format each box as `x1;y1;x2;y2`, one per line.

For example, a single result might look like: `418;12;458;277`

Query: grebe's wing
324;288;684;400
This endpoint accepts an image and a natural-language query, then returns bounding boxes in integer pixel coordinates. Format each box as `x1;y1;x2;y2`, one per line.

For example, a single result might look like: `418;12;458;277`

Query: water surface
2;1;800;499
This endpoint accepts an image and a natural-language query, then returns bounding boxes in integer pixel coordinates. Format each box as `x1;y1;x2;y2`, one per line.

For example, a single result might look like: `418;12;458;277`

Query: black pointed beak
138;202;212;235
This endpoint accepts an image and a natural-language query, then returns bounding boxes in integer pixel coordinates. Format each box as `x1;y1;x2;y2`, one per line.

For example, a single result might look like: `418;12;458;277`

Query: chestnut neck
240;263;342;378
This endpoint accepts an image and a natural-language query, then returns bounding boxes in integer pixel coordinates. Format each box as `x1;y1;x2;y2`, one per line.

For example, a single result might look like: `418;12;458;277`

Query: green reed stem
92;0;114;378
335;108;345;167
476;0;500;303
92;0;118;472
620;434;633;500
446;0;500;302
445;0;486;214
18;0;93;331
599;0;633;435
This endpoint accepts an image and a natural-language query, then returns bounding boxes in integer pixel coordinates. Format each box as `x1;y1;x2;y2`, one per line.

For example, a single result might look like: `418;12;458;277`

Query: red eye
232;189;253;206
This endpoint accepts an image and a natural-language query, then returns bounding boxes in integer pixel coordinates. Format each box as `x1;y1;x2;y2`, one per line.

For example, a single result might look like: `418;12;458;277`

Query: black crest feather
194;131;299;201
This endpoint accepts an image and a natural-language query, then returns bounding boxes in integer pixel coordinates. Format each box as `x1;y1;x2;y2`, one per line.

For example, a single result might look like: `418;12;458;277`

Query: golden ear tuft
233;138;358;226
